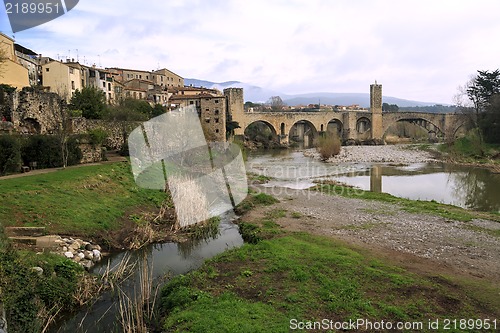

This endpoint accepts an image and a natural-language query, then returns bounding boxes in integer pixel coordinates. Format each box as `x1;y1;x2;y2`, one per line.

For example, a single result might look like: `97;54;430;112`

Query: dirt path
246;185;500;284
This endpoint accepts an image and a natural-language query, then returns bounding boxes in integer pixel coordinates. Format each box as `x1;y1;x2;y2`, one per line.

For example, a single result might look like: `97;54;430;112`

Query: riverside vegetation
159;191;500;332
0;160;219;332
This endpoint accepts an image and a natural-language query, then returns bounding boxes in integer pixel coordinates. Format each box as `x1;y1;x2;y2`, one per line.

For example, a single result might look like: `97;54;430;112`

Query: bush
0;135;22;175
317;132;341;161
0;249;82;332
21;135;82;168
88;128;109;146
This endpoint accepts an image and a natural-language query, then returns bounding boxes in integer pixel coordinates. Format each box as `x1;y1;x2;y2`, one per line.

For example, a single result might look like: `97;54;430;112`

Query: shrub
317;132;341;161
88;128;109;146
0;135;22;175
21;135;82;168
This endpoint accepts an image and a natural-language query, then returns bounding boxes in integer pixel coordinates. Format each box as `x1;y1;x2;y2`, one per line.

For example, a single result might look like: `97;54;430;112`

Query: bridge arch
289;119;319;147
356;117;371;134
326;118;343;136
383;115;445;142
244;120;279;145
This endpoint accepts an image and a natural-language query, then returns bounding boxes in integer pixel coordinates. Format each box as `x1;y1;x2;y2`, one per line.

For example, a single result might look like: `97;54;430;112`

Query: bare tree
454;76;484;145
267;96;286;111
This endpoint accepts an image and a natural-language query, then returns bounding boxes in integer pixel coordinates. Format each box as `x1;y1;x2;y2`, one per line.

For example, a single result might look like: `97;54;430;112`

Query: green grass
0;161;168;235
247;172;273;183
0;247;83;332
312;183;500;223
234;191;279;215
439;137;500;164
160;227;500;332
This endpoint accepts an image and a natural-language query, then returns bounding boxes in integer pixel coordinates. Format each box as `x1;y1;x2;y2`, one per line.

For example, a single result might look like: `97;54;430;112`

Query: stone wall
78;139;104;164
71;118;140;150
2;88;65;135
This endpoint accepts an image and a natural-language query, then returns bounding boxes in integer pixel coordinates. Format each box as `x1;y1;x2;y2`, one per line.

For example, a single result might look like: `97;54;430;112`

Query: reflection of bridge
224;84;468;145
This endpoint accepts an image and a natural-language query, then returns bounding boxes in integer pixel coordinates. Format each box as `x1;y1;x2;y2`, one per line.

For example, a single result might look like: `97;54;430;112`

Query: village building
0;33;30;89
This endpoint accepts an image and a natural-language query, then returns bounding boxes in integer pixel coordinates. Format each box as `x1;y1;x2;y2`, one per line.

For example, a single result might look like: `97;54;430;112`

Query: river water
51;212;243;332
54;147;499;331
246;149;500;213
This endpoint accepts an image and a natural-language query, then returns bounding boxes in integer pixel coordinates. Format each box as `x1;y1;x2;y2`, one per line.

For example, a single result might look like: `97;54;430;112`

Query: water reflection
247;150;500;212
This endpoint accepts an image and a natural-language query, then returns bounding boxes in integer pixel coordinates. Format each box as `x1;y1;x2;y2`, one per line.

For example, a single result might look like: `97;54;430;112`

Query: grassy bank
0;161;168;236
159;208;500;332
0;161;171;332
0;243;84;332
439;136;500;169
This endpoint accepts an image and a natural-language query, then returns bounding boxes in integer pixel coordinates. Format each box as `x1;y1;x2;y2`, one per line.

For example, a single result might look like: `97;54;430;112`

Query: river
246;148;500;213
53;146;500;331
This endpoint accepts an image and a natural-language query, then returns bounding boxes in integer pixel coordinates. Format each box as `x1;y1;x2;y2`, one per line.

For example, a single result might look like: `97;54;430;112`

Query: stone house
152;68;184;88
168;88;226;142
41;60;85;101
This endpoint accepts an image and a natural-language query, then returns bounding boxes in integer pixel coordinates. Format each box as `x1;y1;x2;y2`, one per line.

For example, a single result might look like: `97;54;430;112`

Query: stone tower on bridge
370;81;383;141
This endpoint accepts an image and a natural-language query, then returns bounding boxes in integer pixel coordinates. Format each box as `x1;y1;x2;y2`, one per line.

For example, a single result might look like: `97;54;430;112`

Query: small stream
51;212;243;332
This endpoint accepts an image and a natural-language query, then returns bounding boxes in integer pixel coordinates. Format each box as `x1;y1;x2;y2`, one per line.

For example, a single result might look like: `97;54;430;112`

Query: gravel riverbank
304;144;438;164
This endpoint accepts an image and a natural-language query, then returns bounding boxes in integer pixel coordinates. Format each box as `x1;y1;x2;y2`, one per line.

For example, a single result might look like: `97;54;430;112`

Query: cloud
3;0;500;104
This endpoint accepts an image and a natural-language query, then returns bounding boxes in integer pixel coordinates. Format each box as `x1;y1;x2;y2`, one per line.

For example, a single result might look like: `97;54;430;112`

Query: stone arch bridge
232;110;468;145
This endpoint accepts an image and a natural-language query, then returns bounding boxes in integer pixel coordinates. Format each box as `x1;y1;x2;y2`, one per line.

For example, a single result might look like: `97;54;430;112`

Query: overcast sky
1;0;500;104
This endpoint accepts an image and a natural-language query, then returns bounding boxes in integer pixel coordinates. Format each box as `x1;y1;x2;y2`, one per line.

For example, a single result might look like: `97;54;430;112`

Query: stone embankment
304;144;437;164
55;237;103;270
6;227;103;271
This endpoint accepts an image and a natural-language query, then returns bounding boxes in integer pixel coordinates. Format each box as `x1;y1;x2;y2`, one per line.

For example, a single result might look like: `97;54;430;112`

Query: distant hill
185;78;282;103
184;78;445;108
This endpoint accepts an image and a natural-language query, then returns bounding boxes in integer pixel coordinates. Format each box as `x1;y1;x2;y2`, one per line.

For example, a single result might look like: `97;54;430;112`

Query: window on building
214;110;220;115
103;82;106;88
215;129;219;133
146;76;149;80
161;76;163;82
108;83;111;91
71;81;75;89
215;118;219;123
82;79;84;87
190;101;194;105
206;108;209;112
45;68;49;72
205;118;210;123
215;100;219;103
139;75;142;79
69;67;74;74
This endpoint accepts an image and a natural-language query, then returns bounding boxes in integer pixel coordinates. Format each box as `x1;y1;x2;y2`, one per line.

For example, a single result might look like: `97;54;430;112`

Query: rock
81;260;93;270
74;256;81;262
84;250;93;260
77;252;85;260
62;246;68;252
64;251;74;259
92;244;102;251
92;249;101;262
69;243;80;251
85;243;93;251
31;266;44;276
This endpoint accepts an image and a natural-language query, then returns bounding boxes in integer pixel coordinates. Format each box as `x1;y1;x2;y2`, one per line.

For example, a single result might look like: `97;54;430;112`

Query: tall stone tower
224;88;244;137
370;81;383;141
